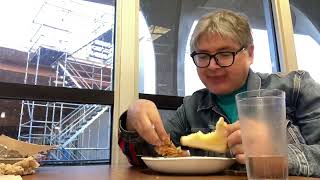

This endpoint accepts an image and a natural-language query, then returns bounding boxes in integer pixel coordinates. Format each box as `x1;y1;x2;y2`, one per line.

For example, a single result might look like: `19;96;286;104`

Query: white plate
141;156;236;174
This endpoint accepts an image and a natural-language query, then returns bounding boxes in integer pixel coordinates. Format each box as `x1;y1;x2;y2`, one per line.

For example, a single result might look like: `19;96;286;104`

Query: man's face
195;32;254;95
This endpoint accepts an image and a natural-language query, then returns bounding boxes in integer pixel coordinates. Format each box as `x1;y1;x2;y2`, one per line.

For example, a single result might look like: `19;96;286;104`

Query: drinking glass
236;89;288;180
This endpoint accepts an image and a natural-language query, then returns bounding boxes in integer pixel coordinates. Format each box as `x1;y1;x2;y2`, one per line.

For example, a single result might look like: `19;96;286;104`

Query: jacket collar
247;69;262;91
197;90;215;111
196;69;262;112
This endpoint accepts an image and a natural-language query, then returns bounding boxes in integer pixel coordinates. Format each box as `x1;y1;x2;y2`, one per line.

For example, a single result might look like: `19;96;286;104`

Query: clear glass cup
236;89;288;180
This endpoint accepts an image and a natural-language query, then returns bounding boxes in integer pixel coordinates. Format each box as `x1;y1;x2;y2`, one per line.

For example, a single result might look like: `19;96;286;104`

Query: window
139;0;277;96
290;0;320;82
0;0;114;90
0;0;115;165
1;99;111;162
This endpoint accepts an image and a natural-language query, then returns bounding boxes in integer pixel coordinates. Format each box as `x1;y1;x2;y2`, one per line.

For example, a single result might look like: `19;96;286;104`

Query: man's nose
207;58;221;70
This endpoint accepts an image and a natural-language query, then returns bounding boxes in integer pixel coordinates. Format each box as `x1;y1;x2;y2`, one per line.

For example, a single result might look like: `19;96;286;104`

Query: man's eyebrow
196;46;236;53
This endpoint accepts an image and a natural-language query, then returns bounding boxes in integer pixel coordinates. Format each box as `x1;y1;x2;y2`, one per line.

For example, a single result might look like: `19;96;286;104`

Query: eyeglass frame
190;47;247;68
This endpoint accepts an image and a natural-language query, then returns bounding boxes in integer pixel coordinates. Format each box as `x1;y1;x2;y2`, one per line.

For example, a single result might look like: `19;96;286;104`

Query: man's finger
141;126;162;146
235;154;246;164
147;106;169;141
227;129;242;148
135;115;162;145
230;144;244;155
226;121;240;136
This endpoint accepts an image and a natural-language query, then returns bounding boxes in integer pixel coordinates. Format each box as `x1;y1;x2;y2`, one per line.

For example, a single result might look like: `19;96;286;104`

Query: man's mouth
209;75;226;83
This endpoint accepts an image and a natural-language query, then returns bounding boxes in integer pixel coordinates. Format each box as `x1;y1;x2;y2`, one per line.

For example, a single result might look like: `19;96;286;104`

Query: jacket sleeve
117;112;155;167
288;71;320;177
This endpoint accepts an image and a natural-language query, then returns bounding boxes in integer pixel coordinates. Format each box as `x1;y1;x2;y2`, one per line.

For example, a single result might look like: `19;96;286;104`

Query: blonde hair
190;9;253;52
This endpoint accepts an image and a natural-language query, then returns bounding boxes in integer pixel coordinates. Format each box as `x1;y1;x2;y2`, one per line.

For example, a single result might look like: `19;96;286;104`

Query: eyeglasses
190;47;246;68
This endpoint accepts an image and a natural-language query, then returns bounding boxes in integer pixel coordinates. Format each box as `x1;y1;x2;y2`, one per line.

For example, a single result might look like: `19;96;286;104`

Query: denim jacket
163;69;320;177
119;69;320;177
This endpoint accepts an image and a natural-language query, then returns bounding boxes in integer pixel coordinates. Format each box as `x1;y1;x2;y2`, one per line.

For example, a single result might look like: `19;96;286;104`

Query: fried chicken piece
0;157;40;176
0;163;23;175
14;156;40;175
154;138;189;157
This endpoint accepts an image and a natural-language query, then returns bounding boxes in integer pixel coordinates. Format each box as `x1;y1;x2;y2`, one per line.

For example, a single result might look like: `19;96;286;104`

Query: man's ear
248;44;254;58
247;44;254;64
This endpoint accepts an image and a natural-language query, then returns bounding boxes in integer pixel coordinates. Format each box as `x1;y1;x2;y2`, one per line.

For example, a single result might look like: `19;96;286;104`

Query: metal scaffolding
18;0;114;161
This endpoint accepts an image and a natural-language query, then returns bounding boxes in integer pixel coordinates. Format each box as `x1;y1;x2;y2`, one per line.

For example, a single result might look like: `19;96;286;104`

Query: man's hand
126;99;169;146
226;121;245;164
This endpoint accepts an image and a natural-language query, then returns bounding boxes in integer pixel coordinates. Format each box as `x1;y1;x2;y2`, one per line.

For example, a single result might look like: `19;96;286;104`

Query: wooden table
22;165;320;180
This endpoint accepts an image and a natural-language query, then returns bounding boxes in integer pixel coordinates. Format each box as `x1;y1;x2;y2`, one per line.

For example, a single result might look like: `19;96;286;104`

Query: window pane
139;0;275;96
0;99;111;164
0;0;114;90
290;1;320;82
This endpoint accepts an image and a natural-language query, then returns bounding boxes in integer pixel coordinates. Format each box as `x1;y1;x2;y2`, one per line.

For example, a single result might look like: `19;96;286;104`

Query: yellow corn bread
180;117;227;153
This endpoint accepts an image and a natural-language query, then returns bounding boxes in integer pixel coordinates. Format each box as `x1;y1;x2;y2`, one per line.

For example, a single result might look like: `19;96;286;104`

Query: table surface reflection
22;165;320;180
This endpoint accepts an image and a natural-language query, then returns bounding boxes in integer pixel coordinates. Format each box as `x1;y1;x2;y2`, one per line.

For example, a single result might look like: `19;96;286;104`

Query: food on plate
180;117;227;153
0;135;50;176
155;138;189;157
0;145;24;158
0;156;39;175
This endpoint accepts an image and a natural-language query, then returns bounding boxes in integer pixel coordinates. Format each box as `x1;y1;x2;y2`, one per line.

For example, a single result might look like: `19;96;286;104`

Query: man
118;9;320;177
